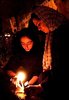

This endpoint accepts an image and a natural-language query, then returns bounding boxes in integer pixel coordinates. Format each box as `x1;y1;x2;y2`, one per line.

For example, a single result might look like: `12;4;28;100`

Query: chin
25;50;30;52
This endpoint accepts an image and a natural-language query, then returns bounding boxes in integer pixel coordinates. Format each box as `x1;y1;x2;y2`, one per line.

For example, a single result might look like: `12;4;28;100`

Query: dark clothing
40;20;69;100
3;48;43;83
37;31;46;53
29;20;69;100
50;20;69;99
28;19;46;54
0;69;19;100
1;54;42;99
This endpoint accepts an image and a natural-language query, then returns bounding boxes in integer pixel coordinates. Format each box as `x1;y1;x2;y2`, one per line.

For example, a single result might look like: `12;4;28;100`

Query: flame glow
17;72;26;82
15;71;26;99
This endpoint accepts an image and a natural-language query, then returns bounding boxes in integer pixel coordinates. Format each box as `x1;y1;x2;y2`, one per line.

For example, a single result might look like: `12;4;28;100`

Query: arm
7;70;16;77
28;76;38;85
3;55;19;77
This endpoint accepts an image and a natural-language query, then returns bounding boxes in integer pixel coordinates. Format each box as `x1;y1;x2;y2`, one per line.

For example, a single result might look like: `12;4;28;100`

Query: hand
24;84;43;96
7;70;16;77
24;81;29;87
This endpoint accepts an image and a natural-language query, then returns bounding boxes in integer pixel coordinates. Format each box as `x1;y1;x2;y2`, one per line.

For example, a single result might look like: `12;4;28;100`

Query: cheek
38;25;44;31
30;42;34;49
33;20;38;27
41;25;49;33
21;45;25;49
34;23;37;27
21;43;25;49
29;44;33;49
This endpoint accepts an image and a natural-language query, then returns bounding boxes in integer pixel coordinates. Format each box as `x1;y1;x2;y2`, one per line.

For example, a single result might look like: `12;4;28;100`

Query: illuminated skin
32;18;49;33
20;36;33;52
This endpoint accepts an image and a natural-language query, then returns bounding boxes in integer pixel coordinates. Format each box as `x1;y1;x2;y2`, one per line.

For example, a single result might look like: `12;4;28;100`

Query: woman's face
20;36;33;52
32;18;49;33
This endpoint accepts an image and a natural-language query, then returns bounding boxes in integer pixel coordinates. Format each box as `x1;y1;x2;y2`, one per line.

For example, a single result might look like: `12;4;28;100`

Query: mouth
25;49;30;51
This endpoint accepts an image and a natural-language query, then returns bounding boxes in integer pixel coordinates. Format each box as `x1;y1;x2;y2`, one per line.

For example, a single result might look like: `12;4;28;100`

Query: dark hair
12;27;41;54
28;13;40;31
15;27;39;43
30;13;40;20
61;0;67;2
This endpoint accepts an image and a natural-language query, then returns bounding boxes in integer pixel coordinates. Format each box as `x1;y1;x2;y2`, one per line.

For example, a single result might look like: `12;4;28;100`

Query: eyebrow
21;40;33;44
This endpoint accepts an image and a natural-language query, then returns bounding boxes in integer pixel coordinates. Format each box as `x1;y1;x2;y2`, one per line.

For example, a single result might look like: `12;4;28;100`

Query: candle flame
17;71;26;82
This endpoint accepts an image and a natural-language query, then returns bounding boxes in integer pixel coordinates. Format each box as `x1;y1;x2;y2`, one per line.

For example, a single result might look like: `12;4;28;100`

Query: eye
27;41;33;45
21;42;24;45
38;23;41;27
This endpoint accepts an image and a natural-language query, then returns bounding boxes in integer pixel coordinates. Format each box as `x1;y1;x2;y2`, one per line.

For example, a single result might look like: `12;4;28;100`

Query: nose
37;23;42;31
38;26;41;31
25;44;29;50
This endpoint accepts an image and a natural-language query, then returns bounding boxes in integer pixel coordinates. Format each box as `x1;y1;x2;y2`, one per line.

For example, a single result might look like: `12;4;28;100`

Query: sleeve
33;53;43;76
3;55;19;72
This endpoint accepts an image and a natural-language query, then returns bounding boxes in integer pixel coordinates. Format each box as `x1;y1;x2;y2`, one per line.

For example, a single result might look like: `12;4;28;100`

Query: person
1;27;43;100
27;13;69;99
3;27;43;86
29;16;46;55
28;13;53;83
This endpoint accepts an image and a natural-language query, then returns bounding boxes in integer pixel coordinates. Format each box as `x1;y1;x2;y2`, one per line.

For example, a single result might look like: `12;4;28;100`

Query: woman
28;13;52;83
3;27;43;85
27;12;69;99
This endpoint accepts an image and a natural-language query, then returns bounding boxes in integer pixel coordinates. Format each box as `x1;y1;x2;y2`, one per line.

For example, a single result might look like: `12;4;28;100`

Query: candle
15;71;27;99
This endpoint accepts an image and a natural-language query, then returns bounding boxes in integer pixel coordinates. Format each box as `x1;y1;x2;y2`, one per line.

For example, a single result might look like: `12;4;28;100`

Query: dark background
0;0;45;17
0;0;46;68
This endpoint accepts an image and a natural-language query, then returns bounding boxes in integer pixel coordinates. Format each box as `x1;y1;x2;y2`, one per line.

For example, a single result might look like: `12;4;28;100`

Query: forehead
20;36;32;43
33;18;41;22
32;18;44;24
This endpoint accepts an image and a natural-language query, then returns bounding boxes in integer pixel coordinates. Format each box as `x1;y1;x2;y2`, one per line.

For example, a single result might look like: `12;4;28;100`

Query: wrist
24;81;29;87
